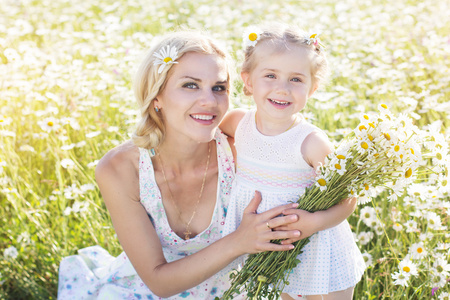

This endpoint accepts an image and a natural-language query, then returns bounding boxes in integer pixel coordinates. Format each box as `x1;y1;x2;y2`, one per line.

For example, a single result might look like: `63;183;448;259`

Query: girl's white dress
58;130;236;300
223;110;366;296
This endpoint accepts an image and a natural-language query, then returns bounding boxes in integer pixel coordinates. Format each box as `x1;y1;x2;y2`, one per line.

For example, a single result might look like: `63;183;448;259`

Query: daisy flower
38;117;60;132
409;242;428;259
432;258;450;278
243;26;262;48
329;157;346;176
360;206;377;228
60;158;76;169
398;258;418;277
153;45;179;74
438;292;449;300
357;231;373;246
404;220;419;233
361;251;373;267
391;270;410;287
315;174;328;191
3;246;18;259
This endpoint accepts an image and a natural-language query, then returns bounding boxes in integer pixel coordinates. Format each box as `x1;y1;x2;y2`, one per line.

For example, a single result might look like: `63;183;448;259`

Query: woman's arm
96;143;300;298
274;130;357;244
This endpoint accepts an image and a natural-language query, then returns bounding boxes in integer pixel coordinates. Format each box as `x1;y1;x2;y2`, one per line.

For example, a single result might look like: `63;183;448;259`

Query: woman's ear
241;71;253;94
153;98;161;111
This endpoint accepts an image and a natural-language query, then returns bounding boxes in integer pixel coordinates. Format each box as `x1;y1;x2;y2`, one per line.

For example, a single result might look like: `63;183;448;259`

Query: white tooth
192;115;213;120
271;99;289;105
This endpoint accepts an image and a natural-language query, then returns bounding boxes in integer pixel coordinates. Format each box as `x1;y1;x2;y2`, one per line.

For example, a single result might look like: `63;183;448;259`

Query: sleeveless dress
58;130;236;300
222;110;366;296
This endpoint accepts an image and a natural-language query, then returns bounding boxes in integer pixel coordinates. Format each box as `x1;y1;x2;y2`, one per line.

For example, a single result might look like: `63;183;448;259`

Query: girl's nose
275;81;289;95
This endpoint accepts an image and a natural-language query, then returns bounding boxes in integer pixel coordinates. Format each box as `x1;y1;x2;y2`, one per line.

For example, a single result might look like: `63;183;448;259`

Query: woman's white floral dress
58;130;235;299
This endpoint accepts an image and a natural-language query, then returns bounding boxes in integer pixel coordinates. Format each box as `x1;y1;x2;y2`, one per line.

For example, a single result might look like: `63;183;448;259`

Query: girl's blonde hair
241;23;328;96
132;30;231;149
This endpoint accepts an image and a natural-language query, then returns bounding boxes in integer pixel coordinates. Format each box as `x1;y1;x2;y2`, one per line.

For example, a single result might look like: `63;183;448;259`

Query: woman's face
156;52;230;144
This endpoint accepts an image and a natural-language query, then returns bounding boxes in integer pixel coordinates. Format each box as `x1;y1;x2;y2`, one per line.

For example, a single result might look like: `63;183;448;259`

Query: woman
57;30;303;300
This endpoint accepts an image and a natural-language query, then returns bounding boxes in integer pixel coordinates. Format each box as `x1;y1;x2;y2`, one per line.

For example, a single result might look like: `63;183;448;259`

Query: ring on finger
266;222;271;229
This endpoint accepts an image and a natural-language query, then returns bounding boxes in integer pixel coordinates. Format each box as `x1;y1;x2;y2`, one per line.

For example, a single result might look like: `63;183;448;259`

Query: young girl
221;24;366;300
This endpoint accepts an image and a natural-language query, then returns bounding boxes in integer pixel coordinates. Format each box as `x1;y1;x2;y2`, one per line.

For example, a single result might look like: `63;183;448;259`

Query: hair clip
153;45;179;74
243;26;263;48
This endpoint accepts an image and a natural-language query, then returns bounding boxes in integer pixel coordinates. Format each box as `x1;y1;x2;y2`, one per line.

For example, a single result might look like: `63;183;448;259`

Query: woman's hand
232;191;301;254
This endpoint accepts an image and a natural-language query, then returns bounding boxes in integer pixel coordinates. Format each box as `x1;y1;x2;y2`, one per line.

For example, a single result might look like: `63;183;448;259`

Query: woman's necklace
156;142;212;240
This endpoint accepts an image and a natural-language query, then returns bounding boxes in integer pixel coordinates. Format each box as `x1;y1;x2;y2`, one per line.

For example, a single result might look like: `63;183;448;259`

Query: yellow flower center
369;122;375;128
436;153;442;160
417;247;423;253
317;178;327;186
384;133;391;140
163;57;173;63
335;164;341;170
257;275;267;282
400;120;406;127
410;148;414;155
361;142;369;149
364;213;370;218
359;125;367;131
381;104;388;109
365;184;369;191
403;266;410;273
400;154;403;159
394;145;400;152
249;33;258;41
368;134;374;141
363;114;369;120
405;168;412;178
442;179;447;187
47;121;54;126
336;155;346;160
310;33;317;39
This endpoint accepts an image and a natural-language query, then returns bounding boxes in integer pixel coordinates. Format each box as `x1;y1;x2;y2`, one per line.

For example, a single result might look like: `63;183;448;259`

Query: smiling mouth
269;99;291;106
190;114;216;121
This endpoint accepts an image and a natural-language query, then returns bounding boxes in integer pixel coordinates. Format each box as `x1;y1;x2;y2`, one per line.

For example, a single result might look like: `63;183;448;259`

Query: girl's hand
273;208;323;245
232;191;301;254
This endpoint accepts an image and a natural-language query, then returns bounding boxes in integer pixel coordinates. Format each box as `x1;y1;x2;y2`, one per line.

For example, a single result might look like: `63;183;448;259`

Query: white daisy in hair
243;26;262;48
153;45;179;74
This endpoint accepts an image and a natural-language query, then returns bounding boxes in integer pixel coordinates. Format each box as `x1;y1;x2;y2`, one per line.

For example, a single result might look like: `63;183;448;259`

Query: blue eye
183;82;199;89
213;85;227;92
265;74;275;79
291;78;302;82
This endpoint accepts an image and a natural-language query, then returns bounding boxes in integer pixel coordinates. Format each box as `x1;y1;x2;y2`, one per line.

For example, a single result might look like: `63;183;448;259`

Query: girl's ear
241;71;253;94
308;82;319;97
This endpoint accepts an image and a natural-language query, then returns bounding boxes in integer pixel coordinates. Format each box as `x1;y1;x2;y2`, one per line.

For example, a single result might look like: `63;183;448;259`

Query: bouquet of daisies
220;104;447;299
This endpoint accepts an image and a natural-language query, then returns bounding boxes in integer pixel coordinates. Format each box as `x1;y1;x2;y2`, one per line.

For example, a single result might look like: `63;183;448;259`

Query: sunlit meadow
0;0;449;299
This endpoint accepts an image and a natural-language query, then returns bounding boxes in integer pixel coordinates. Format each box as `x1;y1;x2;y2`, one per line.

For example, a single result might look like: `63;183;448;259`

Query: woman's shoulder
95;140;140;187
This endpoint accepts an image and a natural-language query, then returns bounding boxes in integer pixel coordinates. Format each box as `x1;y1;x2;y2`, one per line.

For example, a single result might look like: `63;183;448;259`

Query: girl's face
155;52;230;145
242;45;317;125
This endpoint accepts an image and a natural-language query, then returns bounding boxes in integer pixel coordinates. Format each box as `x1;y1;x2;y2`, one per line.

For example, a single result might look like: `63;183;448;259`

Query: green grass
0;0;449;299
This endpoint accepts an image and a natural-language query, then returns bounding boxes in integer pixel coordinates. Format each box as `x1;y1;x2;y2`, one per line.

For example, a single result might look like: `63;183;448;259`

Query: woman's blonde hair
241;23;328;96
132;30;231;149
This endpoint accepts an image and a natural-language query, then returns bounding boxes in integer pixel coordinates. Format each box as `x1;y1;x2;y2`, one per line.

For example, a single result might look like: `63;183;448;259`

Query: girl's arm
274;131;357;244
95;143;300;298
219;108;247;138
